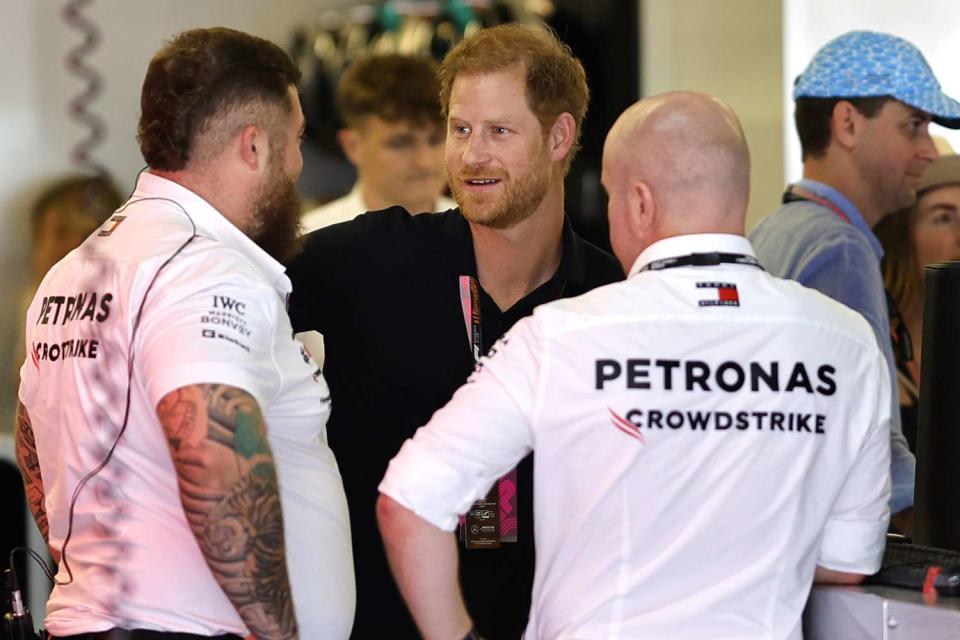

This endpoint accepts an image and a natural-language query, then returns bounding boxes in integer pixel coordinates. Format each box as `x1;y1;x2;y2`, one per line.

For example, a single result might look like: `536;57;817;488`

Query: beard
451;154;552;230
249;158;303;264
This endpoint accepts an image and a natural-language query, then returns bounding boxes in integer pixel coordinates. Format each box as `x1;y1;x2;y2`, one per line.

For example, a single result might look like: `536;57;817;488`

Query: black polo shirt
287;207;623;639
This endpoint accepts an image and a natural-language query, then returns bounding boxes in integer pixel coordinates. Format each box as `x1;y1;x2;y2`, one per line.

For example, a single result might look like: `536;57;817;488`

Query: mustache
454;168;508;181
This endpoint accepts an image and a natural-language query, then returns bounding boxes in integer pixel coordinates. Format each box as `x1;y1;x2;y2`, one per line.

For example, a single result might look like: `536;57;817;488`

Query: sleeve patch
199;294;254;351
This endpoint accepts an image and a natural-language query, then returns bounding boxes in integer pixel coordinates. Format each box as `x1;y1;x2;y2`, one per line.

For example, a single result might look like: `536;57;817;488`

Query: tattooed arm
14;402;54;556
157;384;297;640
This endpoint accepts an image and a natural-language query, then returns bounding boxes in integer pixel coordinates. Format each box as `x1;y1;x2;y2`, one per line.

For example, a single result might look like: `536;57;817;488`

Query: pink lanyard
787;185;852;225
457;275;519;547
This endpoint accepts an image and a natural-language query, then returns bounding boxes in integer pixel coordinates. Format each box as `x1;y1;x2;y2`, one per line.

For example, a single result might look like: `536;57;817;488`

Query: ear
238;124;268;172
831;100;861;151
548;112;576;164
630;179;658;237
338;128;362;166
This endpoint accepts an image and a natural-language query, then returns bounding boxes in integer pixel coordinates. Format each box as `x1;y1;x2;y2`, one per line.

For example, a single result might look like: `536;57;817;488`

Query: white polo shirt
380;233;891;640
301;185;456;232
19;172;353;638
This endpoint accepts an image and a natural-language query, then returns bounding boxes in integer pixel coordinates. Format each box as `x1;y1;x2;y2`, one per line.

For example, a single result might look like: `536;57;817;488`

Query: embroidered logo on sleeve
200;295;252;352
98;215;127;237
696;282;740;307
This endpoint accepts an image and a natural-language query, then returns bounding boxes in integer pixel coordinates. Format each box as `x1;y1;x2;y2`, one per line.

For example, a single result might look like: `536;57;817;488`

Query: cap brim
933;115;960;129
921;91;960;130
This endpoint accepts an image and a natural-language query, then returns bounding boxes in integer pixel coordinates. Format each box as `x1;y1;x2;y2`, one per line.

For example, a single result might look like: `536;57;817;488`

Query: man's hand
814;566;866;585
377;493;473;640
158;384;297;640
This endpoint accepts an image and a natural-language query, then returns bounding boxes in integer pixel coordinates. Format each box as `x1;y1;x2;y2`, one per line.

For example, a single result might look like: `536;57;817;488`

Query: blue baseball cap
794;30;960;129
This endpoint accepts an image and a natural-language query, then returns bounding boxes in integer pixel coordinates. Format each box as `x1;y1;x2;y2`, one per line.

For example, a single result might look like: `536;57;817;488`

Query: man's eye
493;127;509;135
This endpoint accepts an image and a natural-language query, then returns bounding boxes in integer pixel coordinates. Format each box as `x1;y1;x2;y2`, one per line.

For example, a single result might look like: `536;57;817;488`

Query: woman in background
13;174;121;382
875;154;960;452
29;174;122;285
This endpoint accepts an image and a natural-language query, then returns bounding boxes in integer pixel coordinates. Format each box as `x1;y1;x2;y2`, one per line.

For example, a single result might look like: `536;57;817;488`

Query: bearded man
16;27;354;640
286;23;623;640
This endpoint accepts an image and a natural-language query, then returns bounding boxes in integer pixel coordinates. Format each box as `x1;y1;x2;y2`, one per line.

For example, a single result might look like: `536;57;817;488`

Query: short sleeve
378;314;544;530
136;254;282;411
819;348;892;574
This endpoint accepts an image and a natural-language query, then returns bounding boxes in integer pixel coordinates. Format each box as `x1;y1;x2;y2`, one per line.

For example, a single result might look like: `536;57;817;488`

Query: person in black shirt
286;24;622;639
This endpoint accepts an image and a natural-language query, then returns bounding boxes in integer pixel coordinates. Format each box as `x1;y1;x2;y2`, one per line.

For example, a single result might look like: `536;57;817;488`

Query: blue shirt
750;179;915;513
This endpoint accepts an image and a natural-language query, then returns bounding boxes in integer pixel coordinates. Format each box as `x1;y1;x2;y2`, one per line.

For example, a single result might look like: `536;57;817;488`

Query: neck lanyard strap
638;251;763;273
783;185;852;225
459;275;483;363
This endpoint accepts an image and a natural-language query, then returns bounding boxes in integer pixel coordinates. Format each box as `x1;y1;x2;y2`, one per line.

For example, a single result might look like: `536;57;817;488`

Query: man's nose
460;132;492;167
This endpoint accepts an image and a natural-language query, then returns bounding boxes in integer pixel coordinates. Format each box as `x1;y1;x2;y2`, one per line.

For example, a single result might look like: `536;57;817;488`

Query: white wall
783;0;960;182
0;0;358;430
641;0;784;232
642;0;960;233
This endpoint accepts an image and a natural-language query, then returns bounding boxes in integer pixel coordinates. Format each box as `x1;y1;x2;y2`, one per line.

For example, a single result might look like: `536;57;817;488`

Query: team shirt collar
133;171;289;293
628;233;756;277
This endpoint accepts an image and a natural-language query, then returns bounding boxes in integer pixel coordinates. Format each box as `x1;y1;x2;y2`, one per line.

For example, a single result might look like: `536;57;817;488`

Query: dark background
296;0;640;253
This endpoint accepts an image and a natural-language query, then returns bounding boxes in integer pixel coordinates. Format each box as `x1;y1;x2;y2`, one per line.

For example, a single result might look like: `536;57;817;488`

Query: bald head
604;91;750;238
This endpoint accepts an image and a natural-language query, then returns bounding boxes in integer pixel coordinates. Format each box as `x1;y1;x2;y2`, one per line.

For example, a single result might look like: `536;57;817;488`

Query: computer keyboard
867;542;960;595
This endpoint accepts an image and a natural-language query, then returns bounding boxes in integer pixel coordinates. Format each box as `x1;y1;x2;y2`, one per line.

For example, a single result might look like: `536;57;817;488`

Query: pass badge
465;497;501;550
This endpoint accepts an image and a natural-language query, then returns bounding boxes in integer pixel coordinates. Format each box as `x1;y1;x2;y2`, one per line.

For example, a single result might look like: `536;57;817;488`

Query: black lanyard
459;274;568;361
638;251;764;273
459;276;483;363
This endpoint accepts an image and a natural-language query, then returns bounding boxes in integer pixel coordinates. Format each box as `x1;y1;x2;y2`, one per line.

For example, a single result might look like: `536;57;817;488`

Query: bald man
376;92;892;639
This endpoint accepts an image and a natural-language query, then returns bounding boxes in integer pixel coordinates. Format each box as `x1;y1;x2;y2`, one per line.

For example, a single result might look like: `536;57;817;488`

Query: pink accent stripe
609;408;644;442
611;418;642;441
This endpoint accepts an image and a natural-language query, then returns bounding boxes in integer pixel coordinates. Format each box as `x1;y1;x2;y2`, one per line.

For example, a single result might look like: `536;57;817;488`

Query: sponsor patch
98;215;127;237
696;281;739;307
199;294;252;351
609;407;644;442
31;339;100;363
